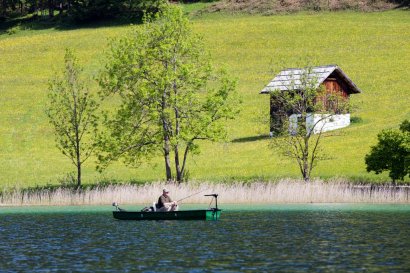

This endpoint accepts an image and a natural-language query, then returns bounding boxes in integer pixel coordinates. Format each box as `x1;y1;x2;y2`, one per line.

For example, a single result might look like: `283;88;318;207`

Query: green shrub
365;120;410;183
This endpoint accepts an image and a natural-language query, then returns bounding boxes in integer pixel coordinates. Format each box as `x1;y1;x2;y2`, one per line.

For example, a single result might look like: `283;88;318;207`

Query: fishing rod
176;188;210;203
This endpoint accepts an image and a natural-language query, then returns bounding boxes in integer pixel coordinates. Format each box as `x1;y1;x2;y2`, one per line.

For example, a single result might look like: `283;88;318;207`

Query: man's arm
161;196;177;207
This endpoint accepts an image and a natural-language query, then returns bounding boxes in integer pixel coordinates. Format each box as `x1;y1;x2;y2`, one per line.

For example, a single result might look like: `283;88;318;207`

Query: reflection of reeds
1;179;409;206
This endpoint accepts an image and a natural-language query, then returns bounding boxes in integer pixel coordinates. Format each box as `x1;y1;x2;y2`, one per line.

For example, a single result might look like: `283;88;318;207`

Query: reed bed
0;180;409;206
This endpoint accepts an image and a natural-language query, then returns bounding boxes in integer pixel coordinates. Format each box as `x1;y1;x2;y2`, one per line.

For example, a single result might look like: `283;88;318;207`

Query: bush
365;120;410;183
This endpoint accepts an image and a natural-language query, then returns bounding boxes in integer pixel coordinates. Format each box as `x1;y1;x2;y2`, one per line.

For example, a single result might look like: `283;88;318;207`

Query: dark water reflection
0;206;409;272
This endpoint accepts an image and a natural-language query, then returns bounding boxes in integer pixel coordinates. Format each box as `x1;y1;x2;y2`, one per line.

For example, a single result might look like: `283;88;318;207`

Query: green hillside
1;9;409;188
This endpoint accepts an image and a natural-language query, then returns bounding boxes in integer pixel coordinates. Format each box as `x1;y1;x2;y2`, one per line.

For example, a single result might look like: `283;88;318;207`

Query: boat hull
113;209;221;221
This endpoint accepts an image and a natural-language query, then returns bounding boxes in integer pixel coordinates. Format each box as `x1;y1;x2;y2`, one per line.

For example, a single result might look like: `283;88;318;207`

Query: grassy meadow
0;9;409;188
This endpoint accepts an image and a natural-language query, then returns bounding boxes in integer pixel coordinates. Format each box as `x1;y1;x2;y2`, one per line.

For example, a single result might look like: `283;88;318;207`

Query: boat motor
204;194;219;211
112;202;125;211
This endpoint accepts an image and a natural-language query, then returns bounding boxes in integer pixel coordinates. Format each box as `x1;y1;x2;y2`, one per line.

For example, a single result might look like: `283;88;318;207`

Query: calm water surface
0;204;409;272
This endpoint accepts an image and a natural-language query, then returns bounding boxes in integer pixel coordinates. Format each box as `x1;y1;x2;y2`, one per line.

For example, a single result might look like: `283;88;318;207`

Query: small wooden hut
260;65;361;134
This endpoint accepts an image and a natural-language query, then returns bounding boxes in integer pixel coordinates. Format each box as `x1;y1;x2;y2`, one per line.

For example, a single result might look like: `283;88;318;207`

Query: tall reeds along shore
1;179;409;206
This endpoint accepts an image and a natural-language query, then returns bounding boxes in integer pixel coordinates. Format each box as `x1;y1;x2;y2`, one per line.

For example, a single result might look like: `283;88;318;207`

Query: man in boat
157;188;178;212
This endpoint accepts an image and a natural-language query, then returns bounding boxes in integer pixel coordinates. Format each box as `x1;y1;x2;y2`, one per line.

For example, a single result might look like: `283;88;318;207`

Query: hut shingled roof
260;65;362;94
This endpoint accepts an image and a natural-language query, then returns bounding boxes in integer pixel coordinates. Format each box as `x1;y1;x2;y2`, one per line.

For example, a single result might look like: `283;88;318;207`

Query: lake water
0;204;409;272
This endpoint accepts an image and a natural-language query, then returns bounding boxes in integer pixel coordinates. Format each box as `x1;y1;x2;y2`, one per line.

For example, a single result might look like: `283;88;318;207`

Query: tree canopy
365;119;410;183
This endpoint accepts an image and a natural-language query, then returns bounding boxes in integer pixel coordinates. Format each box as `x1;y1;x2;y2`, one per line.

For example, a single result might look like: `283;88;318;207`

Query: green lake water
0;204;409;272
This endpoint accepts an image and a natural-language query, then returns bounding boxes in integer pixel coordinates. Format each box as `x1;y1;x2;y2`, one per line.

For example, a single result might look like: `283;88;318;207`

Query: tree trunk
2;0;7;16
303;170;309;182
173;81;182;183
175;146;182;183
172;55;181;183
163;141;172;182
76;129;81;188
48;0;54;18
161;82;173;182
75;127;82;188
76;161;81;189
73;80;81;188
179;142;192;185
303;133;310;182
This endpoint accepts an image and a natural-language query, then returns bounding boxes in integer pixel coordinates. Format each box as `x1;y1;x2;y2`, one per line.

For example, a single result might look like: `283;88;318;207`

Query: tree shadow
350;116;363;124
391;0;410;8
231;134;270;143
0;15;143;36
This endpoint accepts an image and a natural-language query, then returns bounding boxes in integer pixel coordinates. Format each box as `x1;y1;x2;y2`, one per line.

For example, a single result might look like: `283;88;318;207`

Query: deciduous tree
97;5;240;183
46;49;99;188
269;66;349;182
365;119;410;183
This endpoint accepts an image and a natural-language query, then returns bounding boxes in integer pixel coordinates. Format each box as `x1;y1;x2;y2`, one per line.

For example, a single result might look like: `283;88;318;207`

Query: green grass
1;9;409;188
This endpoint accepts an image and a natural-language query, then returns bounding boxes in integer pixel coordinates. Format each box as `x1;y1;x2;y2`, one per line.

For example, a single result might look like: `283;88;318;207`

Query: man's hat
163;188;169;193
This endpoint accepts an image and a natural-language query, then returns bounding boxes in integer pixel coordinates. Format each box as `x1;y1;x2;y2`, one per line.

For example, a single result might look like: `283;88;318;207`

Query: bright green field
1;9;409;188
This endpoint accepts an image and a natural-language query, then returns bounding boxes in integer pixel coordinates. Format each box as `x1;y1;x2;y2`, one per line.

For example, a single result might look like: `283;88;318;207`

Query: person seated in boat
157;188;178;212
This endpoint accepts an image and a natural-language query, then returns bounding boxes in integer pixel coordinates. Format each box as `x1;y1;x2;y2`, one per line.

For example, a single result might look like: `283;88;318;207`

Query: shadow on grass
0;14;143;36
0;178;151;194
350;116;363;124
231;134;270;143
393;0;410;8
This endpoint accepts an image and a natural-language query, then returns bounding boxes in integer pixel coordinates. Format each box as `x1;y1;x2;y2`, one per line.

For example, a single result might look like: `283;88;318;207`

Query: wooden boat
112;194;221;221
113;208;221;221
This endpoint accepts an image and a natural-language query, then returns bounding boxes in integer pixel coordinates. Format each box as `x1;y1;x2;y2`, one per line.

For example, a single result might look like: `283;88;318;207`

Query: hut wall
309;113;351;134
269;77;353;135
323;78;349;98
289;113;351;135
270;95;287;135
318;78;350;113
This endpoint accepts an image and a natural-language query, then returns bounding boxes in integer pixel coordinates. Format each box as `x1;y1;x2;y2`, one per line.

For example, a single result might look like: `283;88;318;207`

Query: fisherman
157;188;178;212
